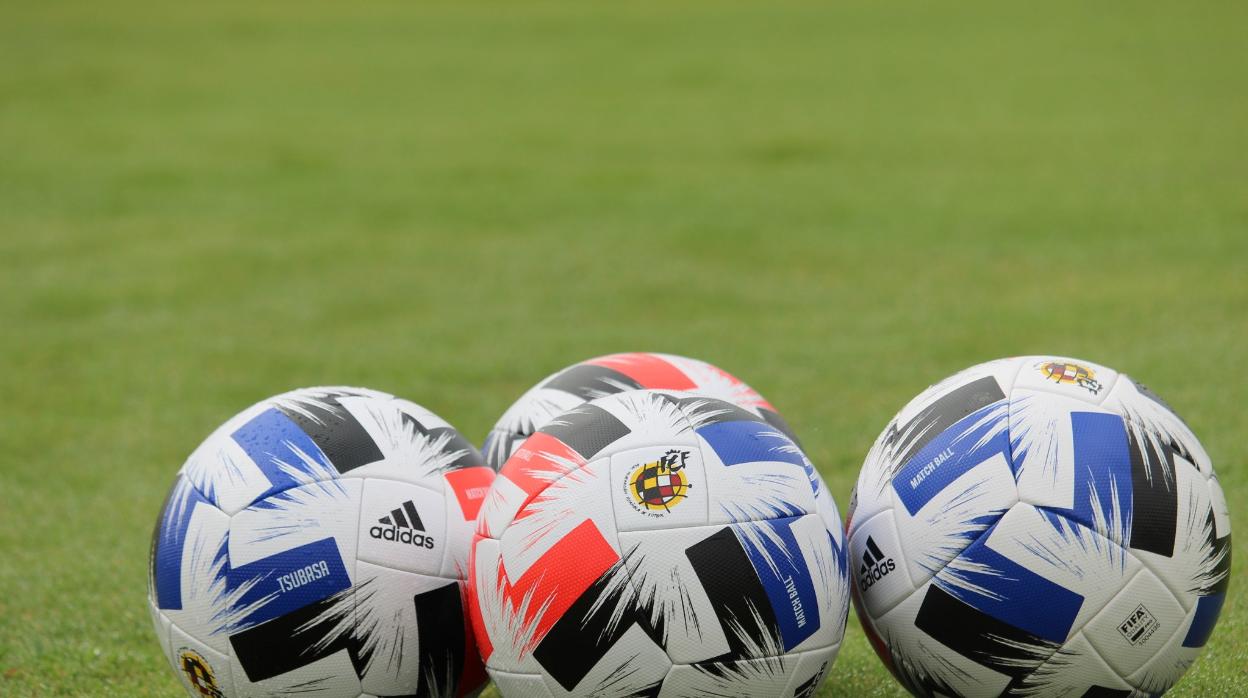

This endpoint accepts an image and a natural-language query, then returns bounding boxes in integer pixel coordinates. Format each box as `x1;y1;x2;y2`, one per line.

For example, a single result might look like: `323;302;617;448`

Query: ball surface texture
470;390;849;697
148;387;493;697
483;352;800;470
848;357;1231;697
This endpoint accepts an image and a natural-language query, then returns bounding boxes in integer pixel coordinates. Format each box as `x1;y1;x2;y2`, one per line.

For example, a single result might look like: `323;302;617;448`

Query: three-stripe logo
379;500;426;531
858;536;896;590
369;500;436;549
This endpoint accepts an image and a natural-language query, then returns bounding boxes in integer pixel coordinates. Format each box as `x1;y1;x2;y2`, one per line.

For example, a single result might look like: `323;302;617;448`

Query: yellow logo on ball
1037;361;1104;395
628;449;692;513
178;648;224;698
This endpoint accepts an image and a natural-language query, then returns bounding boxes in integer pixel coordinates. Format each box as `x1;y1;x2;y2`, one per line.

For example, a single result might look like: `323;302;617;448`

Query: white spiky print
150;387;487;697
850;358;1230;698
484;353;790;472
473;389;847;696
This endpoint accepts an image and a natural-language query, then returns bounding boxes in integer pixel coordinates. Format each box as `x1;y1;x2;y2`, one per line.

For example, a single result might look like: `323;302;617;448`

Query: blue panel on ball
698;420;810;471
1065;412;1133;538
1183;592;1225;648
154;477;213;610
893;402;1010;516
231;408;334;502
223;536;351;630
737;516;820;650
938;529;1083;643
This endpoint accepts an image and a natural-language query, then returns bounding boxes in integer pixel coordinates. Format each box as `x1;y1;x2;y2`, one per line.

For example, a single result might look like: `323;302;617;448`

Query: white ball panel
1103;375;1212;476
781;645;838;698
813;479;844;548
616;524;735;663
355;562;457;696
659;655;792;698
593;392;701;451
1083;567;1186;679
149;600;175;669
847;508;915;620
870;585;1014;698
1130;454;1220;612
1014;631;1134;696
1210;474;1231;540
1012;355;1120;405
487;668;556;698
358;478;445;576
332;396;457;488
169;622;235;698
895;450;1016;590
164;496;233;655
846;475;890;543
787;514;848;653
228;479;362;571
231;650;361;698
540;624;670;698
390;398;454;431
964;503;1142;637
699;436;816;526
1009;390;1094;511
610;444;709;533
180;432;273;517
495;384;586;437
1126;602;1205;694
476;472;530;540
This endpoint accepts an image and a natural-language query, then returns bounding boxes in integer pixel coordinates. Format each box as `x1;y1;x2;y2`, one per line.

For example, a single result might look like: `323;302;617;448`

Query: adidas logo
369;500;435;549
858;536;896;590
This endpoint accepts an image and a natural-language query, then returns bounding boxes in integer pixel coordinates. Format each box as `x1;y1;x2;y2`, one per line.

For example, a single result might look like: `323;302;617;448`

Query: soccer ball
148;387;493;698
482;352;801;470
847;357;1231;697
469;390;849;697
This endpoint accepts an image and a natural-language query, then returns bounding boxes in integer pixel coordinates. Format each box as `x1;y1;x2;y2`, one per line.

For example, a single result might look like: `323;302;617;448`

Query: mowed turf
1;1;1245;695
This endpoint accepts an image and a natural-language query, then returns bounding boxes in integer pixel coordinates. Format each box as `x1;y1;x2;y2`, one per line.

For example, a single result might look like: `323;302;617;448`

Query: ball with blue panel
148;387;494;698
469;390;849;697
848;357;1231;697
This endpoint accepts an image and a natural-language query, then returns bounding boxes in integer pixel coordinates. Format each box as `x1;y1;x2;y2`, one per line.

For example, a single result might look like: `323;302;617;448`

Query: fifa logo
625;449;692;516
1118;604;1160;645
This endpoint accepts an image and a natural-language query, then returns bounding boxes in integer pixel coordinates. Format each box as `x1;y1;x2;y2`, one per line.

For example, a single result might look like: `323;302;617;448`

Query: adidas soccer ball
482;352;801;470
469;390;849;697
848;357;1231;697
148;387;493;698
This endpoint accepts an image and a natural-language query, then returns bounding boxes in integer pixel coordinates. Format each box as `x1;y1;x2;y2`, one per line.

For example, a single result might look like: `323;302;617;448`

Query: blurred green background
1;1;1244;695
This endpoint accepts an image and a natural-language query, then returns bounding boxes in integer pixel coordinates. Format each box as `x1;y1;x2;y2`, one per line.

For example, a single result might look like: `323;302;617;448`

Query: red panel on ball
500;432;587;504
585;353;697;390
445;466;494;521
500;519;619;654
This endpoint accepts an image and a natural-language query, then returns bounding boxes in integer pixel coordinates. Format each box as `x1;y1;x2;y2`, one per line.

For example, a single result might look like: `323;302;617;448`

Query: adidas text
370;525;435;549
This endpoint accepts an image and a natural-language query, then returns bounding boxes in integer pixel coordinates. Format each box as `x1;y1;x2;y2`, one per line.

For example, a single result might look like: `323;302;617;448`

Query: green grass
1;0;1245;695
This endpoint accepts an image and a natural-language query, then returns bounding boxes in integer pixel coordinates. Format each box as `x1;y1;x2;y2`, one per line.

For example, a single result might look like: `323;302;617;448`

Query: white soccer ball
148;387;494;697
482;352;802;470
848;357;1231;697
469;390;849;697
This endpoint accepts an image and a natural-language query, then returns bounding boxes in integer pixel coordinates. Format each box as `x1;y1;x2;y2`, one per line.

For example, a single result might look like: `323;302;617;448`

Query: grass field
1;1;1245;695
